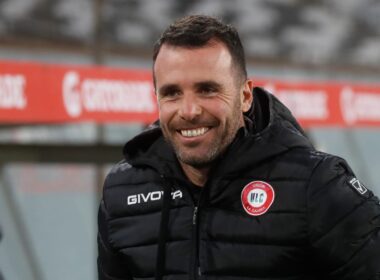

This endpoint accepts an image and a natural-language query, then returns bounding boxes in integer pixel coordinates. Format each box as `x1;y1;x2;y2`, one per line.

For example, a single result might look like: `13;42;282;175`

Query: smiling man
155;40;252;186
97;15;380;280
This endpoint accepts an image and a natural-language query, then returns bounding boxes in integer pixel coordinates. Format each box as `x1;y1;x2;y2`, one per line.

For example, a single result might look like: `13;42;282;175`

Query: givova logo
127;190;183;205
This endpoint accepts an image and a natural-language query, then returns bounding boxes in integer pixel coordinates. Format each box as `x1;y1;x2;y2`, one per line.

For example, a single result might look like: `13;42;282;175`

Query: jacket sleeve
307;155;380;279
97;199;132;280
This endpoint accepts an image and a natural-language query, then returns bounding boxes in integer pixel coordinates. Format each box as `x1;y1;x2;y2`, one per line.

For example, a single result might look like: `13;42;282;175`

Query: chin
181;158;213;168
177;150;218;168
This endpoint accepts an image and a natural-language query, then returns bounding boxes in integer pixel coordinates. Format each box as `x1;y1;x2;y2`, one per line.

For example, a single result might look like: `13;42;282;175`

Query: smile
180;127;210;137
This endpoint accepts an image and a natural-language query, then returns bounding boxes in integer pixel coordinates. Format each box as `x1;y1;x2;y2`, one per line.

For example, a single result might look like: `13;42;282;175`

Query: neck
180;162;210;187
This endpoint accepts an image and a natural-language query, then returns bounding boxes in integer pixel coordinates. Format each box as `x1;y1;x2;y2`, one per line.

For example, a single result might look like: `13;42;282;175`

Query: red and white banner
254;80;380;127
1;60;380;127
0;60;157;124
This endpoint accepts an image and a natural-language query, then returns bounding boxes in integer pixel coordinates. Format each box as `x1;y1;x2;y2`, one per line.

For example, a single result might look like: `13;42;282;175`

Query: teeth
180;127;209;137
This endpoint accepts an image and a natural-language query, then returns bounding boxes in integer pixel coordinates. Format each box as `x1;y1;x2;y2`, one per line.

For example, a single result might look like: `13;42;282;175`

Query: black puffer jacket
98;88;380;280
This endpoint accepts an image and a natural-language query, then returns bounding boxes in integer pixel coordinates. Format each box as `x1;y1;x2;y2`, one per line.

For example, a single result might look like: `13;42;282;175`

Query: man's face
154;41;252;168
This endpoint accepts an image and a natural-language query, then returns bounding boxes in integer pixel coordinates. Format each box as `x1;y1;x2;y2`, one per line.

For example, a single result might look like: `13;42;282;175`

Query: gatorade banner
0;60;157;124
1;60;380;127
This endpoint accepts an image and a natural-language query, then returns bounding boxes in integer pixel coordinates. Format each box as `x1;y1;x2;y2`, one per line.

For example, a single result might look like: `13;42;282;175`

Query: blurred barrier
1;60;380;127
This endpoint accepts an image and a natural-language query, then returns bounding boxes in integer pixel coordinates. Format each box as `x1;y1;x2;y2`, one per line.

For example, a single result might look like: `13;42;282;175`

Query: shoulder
305;150;373;207
304;152;380;276
101;159;162;215
104;159;133;188
285;148;354;182
277;147;372;202
306;150;365;197
306;150;379;238
104;159;160;189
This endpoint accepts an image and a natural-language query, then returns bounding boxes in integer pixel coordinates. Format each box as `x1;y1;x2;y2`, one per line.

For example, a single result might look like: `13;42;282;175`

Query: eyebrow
157;80;224;95
194;81;223;91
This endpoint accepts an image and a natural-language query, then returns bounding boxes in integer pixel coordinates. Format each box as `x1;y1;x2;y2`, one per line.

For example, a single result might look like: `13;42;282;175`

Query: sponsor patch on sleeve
347;177;370;197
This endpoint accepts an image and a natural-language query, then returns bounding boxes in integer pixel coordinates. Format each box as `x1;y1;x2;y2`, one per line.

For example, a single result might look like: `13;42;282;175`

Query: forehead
154;41;235;87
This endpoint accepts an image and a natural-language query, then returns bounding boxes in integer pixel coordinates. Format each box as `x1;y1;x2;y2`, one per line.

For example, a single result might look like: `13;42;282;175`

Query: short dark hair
153;15;247;81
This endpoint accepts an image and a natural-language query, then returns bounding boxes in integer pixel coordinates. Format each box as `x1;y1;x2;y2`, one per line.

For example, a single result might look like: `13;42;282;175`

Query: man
98;15;380;280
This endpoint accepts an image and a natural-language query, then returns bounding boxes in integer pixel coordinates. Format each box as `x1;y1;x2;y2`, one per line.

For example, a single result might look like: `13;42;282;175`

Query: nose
178;93;202;121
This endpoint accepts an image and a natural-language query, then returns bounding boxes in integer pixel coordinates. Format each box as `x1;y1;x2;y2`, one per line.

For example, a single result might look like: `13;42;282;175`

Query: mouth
178;127;210;138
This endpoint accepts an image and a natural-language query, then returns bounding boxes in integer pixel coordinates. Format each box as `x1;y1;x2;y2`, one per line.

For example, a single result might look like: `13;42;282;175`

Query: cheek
203;99;235;121
158;102;177;125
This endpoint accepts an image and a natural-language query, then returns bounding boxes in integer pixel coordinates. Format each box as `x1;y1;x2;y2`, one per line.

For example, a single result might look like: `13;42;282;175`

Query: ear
241;79;254;113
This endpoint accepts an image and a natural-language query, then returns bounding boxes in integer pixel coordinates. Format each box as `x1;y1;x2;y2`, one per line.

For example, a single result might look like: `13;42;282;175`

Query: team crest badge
241;181;275;216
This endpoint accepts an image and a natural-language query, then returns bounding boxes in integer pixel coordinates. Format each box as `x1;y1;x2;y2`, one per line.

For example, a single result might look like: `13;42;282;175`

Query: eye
159;89;181;100
167;90;181;97
196;81;221;96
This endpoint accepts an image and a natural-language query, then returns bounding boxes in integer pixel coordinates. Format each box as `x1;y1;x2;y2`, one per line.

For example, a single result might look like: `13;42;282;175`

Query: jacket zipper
193;181;209;279
193;174;216;279
192;205;201;279
193;206;198;225
187;177;214;279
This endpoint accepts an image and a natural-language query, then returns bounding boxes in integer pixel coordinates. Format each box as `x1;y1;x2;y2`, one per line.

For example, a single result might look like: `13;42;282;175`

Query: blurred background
0;0;379;279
